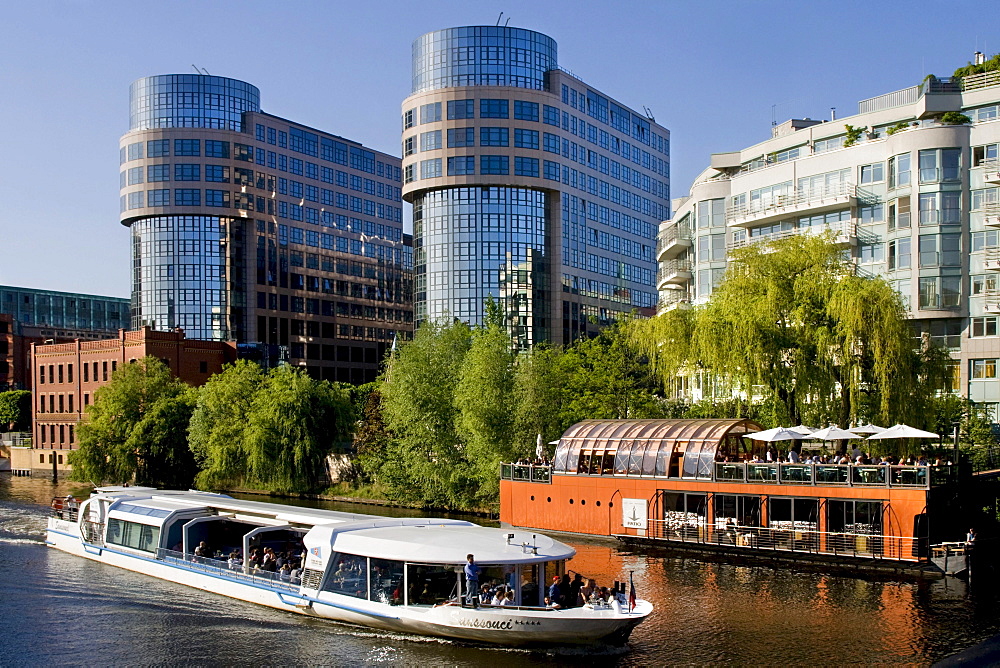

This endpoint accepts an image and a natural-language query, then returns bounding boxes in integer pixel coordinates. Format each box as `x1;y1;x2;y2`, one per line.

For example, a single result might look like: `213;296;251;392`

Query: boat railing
637;519;921;561
49;496;80;522
500;463;552;483
81;520;105;546
711;462;943;488
155;548;301;593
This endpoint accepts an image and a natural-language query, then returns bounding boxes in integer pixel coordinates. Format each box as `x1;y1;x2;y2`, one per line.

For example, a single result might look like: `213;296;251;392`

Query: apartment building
658;65;1000;415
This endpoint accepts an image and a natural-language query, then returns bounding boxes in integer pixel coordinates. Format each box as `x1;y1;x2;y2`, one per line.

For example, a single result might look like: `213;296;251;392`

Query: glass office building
402;27;669;348
121;75;411;383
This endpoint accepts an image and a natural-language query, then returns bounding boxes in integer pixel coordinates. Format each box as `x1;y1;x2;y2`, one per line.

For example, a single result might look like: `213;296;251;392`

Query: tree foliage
190;362;353;493
630;234;945;429
0;390;32;431
69;357;197;487
188;360;266;489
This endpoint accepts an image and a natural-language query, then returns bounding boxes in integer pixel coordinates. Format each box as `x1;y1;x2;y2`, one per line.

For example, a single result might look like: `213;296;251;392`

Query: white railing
726;183;857;226
728;220;856;251
656;223;692;257
657;259;692;285
629;520;921;562
961;70;1000;92
858;85;922;114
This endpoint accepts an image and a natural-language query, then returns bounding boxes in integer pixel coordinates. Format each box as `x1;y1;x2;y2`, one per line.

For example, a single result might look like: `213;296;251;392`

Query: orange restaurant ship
500;419;971;572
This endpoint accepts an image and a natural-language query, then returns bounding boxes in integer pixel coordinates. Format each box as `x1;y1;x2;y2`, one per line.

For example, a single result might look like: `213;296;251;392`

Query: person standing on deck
464;554;481;607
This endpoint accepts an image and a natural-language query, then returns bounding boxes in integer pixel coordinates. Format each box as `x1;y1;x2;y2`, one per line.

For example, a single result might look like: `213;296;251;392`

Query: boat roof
93;489;381;527
315;520;576;565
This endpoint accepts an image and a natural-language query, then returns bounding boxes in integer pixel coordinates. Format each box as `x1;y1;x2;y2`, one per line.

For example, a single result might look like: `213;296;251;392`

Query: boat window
368;558;404;605
714;494;761;527
827;500;882;535
520;563;542;606
768;497;819;531
106;518;160;553
114;503;171;518
406;564;457;605
322;552;367;598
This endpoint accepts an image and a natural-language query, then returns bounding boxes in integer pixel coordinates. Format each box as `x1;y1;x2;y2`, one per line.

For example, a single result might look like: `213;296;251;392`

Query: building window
888;153;910;189
147;189;169;207
205;165;230;183
973;143;999;167
419;130;442;151
205;140;230;158
447;128;474;148
402;109;414;130
127;191;144;209
419;102;441;124
972;317;999;337
514;100;539;121
174;164;200;181
447;156;475;176
419;159;442;179
918;276;961;309
919;148;961;183
480;127;509;147
205;189;230;207
887;238;911;270
147;164;169;182
514;129;539;150
514;157;539;177
860;162;884;184
972;359;999;379
174;189;201;207
543;105;560;126
147;139;169;157
127;167;144;185
447;99;474;119
174;139;200;156
480;99;509;119
402;136;415;157
480;155;509;175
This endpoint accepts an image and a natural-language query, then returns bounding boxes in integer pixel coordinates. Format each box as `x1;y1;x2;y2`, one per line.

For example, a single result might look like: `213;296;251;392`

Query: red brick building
20;327;236;474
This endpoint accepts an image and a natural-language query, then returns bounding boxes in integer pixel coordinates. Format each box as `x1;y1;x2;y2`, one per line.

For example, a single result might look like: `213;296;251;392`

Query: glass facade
0;286;129;332
414;187;548;347
129;75;260;132
411;27;557;93
131;215;230;340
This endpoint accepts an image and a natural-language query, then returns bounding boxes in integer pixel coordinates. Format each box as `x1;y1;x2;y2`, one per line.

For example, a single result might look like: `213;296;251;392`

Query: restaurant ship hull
502;419;969;573
46;489;651;647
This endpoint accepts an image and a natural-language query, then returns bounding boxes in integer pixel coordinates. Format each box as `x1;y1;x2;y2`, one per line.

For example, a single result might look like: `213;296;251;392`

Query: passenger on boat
261;547;278;571
577;578;596;605
228;551;241;570
568;573;584;608
548;576;563;607
194;541;210;558
503;590;515;605
279;563;292;581
464;554;481;607
544;596;561;609
490;587;507;606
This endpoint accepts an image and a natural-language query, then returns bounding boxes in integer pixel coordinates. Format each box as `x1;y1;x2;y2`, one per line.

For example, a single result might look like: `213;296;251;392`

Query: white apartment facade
658;68;1000;416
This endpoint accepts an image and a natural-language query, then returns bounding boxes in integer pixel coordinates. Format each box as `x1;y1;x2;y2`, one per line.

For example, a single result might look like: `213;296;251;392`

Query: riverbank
221;484;499;519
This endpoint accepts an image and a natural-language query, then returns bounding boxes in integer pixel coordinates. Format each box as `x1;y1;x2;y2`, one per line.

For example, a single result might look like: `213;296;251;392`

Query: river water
2;475;997;666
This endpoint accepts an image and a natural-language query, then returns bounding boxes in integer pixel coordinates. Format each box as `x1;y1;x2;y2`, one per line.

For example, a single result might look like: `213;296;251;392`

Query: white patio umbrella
809;425;863;441
852;423;886;435
788;424;815;435
866;424;939;440
745;427;809;442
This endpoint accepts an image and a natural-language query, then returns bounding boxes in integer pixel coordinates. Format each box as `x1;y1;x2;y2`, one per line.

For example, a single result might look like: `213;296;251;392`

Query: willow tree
70;356;197;487
188;360;267;489
632;234;944;427
379;318;474;508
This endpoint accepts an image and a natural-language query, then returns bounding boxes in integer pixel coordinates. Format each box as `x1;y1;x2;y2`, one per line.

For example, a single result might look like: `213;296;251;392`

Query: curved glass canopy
553;419;763;478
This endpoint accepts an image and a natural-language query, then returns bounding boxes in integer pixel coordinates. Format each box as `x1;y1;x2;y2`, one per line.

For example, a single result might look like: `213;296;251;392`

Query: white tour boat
46;488;652;646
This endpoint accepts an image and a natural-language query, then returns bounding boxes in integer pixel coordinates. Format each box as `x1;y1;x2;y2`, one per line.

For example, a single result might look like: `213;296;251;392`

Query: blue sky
0;0;990;297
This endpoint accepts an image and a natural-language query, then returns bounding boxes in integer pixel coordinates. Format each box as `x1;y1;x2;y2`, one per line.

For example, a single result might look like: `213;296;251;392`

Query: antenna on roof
201;67;210;75
191;64;200;74
771;104;777;127
496;11;503;26
191;64;210;75
505;17;511;26
643;106;655;122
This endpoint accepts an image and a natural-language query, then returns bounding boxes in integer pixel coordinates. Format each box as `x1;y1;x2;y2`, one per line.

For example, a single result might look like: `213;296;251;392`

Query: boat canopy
305;519;576;566
553;418;762;477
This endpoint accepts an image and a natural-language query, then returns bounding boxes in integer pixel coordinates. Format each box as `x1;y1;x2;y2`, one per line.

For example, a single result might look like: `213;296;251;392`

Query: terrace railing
500;463;552;484
156;548;301;593
712;462;945;489
635;519;921;562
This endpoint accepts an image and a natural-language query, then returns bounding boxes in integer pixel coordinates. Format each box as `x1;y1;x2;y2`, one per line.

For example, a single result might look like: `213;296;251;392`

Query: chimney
975;51;986;66
831;107;837;121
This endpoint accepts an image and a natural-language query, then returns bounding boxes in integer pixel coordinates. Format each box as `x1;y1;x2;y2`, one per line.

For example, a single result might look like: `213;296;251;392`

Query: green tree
243;365;354;493
455;317;520;505
379;319;473;508
631;234;945;429
0;390;32;431
69;357;197;487
188;360;266;489
352;388;391;485
512;344;569;455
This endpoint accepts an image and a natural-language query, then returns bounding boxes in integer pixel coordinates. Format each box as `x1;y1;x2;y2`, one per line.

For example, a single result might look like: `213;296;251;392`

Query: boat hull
46;520;649;647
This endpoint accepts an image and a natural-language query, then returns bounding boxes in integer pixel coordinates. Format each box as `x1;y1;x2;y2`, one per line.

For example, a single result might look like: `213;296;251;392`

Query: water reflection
2;476;999;665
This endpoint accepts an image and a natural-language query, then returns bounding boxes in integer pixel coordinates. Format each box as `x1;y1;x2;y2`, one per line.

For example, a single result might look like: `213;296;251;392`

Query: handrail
500;463;552;484
726;182;857;226
156;548;301;592
633;519;921;562
728;220;856;251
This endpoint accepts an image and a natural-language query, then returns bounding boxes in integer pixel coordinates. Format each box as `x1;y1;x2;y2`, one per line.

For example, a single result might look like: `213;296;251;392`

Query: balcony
656;288;691;314
728;220;856;251
981;203;1000;228
981;289;1000;313
656;222;693;261
977;159;1000;186
961;70;1000;92
984;248;1000;272
726;183;859;228
657;259;692;288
